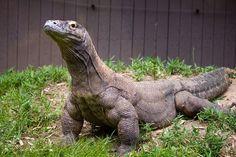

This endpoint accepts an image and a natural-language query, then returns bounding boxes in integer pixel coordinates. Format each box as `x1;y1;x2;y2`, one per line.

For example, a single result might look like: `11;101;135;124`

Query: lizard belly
78;97;113;127
133;80;181;128
135;94;177;128
78;103;105;126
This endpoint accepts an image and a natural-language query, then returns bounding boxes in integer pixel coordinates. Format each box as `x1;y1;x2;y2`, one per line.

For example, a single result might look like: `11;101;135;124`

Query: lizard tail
182;68;231;100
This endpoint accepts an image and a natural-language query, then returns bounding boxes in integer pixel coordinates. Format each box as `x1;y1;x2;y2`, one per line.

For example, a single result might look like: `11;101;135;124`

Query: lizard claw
60;134;76;146
228;102;236;109
117;144;132;156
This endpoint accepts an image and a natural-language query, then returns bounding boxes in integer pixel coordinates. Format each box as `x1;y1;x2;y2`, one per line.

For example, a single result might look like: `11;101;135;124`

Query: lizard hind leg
175;91;229;118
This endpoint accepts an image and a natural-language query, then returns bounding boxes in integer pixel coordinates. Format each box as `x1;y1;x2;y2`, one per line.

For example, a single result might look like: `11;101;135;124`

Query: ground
18;73;236;156
6;62;235;156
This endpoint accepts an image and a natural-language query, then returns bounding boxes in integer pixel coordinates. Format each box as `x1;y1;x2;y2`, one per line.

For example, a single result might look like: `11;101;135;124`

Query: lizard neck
60;38;113;95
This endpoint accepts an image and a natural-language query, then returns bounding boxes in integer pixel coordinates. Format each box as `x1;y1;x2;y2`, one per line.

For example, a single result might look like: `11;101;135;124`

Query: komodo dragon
43;20;235;155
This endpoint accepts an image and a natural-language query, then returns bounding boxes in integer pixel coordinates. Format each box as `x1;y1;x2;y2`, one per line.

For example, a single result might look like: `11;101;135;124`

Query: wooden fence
0;0;236;73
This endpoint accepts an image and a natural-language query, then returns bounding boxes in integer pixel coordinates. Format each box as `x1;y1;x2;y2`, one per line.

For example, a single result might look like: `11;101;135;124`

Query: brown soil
218;79;236;107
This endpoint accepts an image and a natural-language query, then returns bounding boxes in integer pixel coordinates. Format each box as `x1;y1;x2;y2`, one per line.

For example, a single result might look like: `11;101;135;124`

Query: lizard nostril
53;21;57;24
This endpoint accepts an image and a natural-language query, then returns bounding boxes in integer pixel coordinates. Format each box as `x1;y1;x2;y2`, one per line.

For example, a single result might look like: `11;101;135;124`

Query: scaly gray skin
43;20;235;155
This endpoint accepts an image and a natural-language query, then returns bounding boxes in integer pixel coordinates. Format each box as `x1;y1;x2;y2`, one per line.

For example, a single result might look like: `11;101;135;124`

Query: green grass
13;138;111;157
106;57;216;81
131;112;236;157
129;57;167;80
104;58;127;73
198;108;236;131
157;117;228;157
0;66;69;156
0;58;235;156
229;67;236;79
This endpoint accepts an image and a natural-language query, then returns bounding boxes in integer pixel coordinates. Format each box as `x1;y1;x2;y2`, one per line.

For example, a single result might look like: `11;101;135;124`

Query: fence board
179;0;192;64
156;0;169;60
65;0;76;20
201;0;214;66
191;0;203;65
28;0;40;67
121;0;134;62
7;0;18;69
1;0;236;73
87;0;99;49
76;0;88;27
144;0;157;57
40;0;53;66
132;0;146;58
168;0;181;59
0;0;8;72
212;0;226;66
18;0;29;70
109;0;122;59
98;0;110;60
223;0;236;67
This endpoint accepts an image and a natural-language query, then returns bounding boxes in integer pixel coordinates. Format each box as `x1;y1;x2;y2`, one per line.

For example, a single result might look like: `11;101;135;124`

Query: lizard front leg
113;97;139;155
101;90;139;155
117;116;139;155
61;96;84;144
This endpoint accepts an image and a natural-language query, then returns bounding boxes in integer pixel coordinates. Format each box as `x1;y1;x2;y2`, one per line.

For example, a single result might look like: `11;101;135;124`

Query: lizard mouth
44;28;62;41
43;20;63;32
43;20;68;43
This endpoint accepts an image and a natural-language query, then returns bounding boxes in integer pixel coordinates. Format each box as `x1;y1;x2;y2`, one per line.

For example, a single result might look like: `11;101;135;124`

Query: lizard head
43;20;103;76
43;20;87;47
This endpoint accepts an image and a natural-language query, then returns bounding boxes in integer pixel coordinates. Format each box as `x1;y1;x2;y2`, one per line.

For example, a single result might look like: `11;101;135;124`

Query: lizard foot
61;133;76;145
228;102;236;109
117;144;133;156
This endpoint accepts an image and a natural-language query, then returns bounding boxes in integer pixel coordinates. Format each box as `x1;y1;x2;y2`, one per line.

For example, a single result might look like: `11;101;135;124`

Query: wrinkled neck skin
59;35;113;95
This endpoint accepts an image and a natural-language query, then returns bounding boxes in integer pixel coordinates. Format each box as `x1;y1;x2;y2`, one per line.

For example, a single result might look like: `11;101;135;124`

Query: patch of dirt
218;79;236;156
218;79;236;107
16;83;69;148
220;133;236;157
42;82;69;110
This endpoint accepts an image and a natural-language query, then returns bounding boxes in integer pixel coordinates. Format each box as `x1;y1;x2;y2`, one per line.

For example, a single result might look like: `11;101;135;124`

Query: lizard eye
69;21;77;30
71;23;76;28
